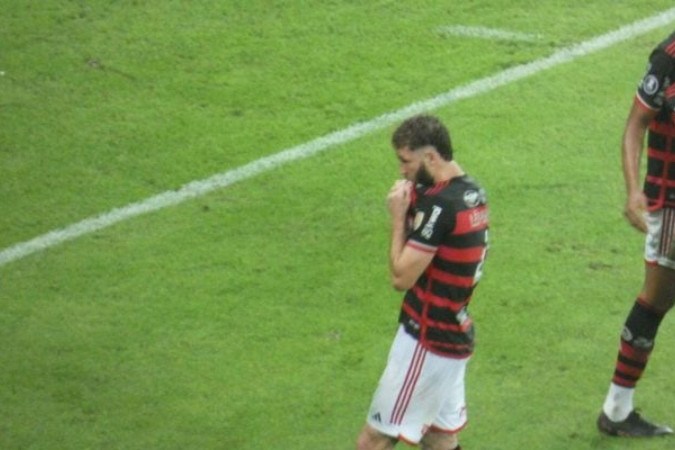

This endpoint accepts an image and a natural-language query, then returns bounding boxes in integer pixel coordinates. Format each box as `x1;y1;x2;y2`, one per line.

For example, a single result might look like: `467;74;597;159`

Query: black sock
612;300;665;387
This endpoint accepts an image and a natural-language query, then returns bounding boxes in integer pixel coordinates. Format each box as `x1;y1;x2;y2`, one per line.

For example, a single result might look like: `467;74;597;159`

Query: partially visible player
356;114;488;450
597;31;675;437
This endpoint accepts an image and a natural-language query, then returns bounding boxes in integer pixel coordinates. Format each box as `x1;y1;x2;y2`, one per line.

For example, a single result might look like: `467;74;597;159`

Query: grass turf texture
2;1;675;449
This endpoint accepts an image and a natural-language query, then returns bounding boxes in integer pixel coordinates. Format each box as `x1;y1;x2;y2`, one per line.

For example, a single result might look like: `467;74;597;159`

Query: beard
415;163;435;186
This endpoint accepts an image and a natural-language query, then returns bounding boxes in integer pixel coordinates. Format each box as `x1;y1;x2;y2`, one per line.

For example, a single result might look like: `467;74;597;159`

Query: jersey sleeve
636;48;674;110
406;197;455;252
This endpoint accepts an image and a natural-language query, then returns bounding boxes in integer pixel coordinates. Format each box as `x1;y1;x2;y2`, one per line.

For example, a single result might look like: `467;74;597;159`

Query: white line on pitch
436;25;542;42
1;7;675;268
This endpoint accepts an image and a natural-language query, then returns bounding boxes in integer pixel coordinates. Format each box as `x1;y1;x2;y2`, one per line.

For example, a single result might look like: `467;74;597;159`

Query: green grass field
2;1;675;449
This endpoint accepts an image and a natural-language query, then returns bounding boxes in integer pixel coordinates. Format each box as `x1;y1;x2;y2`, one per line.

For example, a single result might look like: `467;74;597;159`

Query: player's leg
359;325;466;447
614;264;674;387
598;209;675;436
598;263;674;435
420;430;459;450
642;263;675;312
358;325;431;448
356;424;397;450
421;357;468;450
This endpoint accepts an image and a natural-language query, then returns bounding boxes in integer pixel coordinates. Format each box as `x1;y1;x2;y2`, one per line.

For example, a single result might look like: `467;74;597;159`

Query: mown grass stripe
1;7;674;268
436;25;542;42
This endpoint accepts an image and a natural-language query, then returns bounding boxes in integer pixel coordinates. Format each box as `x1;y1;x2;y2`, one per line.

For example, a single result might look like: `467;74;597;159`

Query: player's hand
624;190;648;233
387;179;413;219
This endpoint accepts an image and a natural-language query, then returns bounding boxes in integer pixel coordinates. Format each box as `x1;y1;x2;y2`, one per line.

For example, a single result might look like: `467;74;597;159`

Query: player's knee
355;426;395;450
420;431;458;450
355;432;368;450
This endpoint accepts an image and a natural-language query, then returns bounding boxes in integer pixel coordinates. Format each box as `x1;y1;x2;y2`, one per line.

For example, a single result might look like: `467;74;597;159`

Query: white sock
602;383;634;422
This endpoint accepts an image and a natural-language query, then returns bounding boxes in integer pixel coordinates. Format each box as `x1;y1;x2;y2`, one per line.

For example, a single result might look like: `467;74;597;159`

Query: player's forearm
622;139;643;196
622;101;654;195
622;119;648;196
388;218;409;291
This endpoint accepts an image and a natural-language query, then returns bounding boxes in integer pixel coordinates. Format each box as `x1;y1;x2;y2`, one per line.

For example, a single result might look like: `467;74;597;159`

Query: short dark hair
391;114;453;161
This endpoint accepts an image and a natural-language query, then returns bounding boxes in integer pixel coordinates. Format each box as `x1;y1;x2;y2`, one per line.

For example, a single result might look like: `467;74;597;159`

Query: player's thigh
420;431;458;450
641;263;675;312
431;357;468;433
366;327;443;443
356;424;397;450
641;209;675;311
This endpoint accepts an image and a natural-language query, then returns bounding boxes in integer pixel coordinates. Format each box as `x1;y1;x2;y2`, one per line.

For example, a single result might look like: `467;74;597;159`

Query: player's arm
387;180;435;291
389;241;435;291
622;97;657;233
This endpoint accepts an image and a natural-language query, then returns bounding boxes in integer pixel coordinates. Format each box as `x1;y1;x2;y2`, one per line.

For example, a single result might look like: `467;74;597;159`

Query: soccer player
596;31;675;437
356;114;488;450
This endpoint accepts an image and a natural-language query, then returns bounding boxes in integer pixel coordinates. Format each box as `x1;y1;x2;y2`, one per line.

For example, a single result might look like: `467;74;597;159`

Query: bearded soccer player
596;31;675;437
356;114;488;450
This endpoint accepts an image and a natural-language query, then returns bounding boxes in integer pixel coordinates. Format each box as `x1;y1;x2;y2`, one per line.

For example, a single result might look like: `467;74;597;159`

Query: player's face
395;147;434;185
395;147;420;182
415;162;435;186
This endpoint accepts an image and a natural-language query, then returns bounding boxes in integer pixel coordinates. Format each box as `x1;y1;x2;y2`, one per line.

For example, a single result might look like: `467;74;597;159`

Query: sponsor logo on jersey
464;188;487;208
463;190;480;208
642;74;660;95
469;208;489;228
421;205;442;239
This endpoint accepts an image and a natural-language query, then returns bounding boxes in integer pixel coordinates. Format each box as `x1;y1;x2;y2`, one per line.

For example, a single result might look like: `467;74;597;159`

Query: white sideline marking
1;8;675;268
436;25;542;42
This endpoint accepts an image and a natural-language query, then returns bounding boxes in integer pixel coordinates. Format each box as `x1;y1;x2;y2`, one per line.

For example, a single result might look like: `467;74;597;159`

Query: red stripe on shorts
657;208;675;257
390;342;426;425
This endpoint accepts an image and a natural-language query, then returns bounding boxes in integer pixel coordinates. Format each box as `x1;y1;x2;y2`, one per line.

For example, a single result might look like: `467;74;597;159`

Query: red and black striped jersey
399;175;488;359
635;31;675;209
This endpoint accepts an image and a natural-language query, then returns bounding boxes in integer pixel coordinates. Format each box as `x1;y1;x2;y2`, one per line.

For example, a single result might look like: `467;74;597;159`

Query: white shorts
366;325;469;444
645;208;675;269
